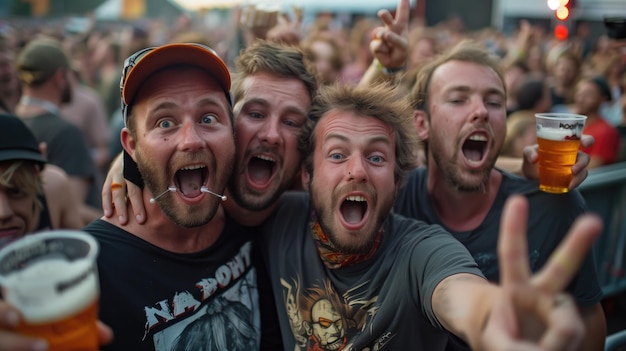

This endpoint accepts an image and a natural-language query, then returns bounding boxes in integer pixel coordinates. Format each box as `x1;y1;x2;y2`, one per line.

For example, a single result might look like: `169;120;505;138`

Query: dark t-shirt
261;191;484;350
85;218;282;351
393;168;604;350
21;112;99;207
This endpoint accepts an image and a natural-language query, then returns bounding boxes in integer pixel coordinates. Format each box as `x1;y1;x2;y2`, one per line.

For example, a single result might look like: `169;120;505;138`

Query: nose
470;98;490;123
258;117;282;146
346;156;368;183
178;121;205;151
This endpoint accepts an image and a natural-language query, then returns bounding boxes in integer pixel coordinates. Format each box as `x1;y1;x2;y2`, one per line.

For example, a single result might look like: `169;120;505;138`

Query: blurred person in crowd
503;60;530;115
391;41;605;351
572;76;621;168
0;114;87;242
549;50;582;111
341;18;377;85
403;28;439;93
501;110;537;158
302;34;344;86
14;37;101;223
263;81;602;350
0;45;21;114
60;66;111;179
91;37;123;119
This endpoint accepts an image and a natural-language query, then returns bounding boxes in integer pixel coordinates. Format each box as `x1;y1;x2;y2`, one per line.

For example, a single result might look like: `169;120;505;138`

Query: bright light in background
546;0;560;10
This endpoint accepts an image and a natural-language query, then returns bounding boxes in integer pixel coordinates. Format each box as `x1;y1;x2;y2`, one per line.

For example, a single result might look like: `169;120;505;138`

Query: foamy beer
535;113;587;193
0;231;99;351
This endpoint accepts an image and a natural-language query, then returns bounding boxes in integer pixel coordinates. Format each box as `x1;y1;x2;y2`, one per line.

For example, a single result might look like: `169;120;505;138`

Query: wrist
373;59;405;75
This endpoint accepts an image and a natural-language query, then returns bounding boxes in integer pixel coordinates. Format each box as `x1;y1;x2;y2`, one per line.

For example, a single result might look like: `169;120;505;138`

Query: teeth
346;195;366;202
255;155;275;162
468;134;487;142
180;165;206;171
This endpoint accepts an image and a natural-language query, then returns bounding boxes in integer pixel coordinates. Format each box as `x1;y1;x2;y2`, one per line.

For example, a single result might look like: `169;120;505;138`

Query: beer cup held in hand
0;231;100;351
535;113;587;194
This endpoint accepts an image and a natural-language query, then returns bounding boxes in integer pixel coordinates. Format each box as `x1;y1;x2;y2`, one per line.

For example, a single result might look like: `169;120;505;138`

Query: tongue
177;169;204;197
463;149;482;162
341;202;364;224
248;158;272;184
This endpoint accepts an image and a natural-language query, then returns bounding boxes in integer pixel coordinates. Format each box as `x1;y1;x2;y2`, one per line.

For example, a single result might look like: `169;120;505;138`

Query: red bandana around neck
309;211;382;269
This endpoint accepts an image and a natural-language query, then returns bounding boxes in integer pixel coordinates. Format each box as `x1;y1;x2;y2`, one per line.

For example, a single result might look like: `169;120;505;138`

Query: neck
223;197;276;227
17;92;60;116
426;165;501;232
105;190;226;253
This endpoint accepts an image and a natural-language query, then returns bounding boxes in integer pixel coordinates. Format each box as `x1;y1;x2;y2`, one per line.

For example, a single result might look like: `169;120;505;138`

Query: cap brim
0;150;46;165
122;43;231;107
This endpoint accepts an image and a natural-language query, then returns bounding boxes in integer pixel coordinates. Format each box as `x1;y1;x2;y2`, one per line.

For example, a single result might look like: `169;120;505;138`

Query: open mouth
175;164;208;197
340;195;368;224
247;155;276;186
462;133;488;165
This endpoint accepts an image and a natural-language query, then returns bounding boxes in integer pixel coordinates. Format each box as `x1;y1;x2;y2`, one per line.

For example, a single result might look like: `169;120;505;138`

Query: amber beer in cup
0;231;99;351
535;113;587;193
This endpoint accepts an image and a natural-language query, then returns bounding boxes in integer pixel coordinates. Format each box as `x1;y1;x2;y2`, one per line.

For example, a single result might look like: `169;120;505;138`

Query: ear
300;165;310;192
413;110;430;142
120;127;137;161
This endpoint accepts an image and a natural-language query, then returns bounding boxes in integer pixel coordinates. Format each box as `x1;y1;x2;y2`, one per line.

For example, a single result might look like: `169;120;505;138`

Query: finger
127;182;146;224
0;305;48;351
580;134;594;149
532;215;602;294
522;144;539;165
97;321;114;346
570;150;589;175
498;195;532;286
393;0;410;31
0;331;47;351
538;294;584;350
377;9;394;28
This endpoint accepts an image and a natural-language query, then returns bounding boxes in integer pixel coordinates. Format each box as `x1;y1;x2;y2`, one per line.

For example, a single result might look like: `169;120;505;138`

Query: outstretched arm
433;195;602;350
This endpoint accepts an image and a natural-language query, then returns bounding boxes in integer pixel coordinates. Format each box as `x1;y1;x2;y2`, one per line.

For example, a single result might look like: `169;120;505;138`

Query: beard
309;177;392;255
135;150;222;228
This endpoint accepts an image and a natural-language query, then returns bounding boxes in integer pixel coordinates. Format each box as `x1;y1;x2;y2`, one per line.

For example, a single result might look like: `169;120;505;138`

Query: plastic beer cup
535;113;587;193
0;231;99;351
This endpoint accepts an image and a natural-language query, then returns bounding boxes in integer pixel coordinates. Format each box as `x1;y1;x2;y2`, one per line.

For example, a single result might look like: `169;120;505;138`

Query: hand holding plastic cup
535;113;587;194
0;231;100;351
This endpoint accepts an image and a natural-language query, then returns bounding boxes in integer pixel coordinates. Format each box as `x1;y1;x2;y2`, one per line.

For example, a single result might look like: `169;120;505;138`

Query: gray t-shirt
261;191;483;350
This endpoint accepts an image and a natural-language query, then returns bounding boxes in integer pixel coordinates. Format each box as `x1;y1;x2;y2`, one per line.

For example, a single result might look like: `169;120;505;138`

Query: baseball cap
0;114;46;165
16;37;70;86
120;43;231;125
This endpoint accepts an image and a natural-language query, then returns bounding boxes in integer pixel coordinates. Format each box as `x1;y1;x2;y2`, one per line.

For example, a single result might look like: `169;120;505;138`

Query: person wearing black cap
572;76;621;168
0;114;84;245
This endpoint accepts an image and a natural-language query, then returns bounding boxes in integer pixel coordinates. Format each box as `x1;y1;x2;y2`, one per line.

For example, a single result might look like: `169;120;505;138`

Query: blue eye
201;114;217;124
369;155;384;163
158;120;173;128
330;153;344;160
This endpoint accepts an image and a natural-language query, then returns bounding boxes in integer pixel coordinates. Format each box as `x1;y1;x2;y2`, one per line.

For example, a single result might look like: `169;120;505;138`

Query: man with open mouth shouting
394;42;606;351
261;83;603;351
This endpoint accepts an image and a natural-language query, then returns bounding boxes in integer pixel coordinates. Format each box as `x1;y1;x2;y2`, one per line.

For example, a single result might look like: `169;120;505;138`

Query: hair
0;160;43;210
301;33;345;73
409;40;506;112
298;83;420;185
231;40;317;111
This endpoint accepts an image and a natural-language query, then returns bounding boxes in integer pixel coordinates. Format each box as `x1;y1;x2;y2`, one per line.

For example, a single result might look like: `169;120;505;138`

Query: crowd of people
0;0;625;349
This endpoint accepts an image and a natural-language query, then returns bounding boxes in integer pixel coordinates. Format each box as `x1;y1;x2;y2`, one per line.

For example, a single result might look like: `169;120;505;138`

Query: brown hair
0;160;43;210
298;83;420;184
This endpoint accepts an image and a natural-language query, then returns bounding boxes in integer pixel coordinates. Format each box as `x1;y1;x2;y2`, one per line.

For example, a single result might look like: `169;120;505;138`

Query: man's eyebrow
445;85;505;97
324;132;391;145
